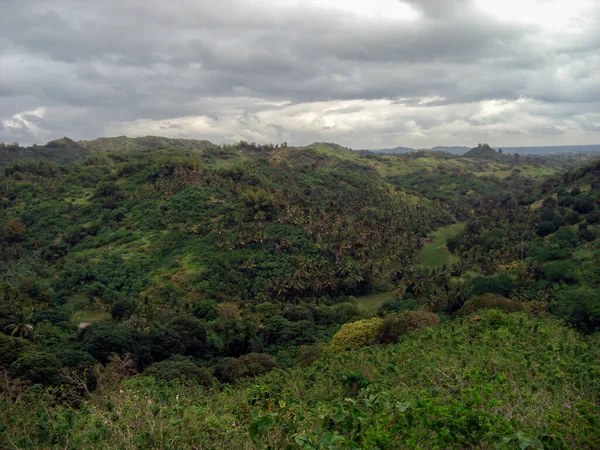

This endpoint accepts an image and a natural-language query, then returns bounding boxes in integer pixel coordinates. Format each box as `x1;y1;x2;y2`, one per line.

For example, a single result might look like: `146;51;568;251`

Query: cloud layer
1;0;599;148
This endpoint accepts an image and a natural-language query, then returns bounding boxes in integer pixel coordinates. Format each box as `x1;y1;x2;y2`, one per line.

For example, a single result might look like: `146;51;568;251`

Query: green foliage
143;356;213;385
109;299;135;321
214;353;277;383
328;318;383;353
537;220;556;236
3;311;600;449
9;351;62;385
79;322;151;368
458;294;525;315
0;334;32;366
375;310;440;344
471;274;516;297
553;286;600;333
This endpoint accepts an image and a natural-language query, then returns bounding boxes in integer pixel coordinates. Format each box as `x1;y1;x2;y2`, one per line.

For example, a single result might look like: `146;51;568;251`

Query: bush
565;211;581;225
585;209;600;224
544;260;578;284
471;274;516;297
9;351;62;385
328;318;383;353
458;294;525;316
79;322;151;368
573;197;594;214
578;228;597;242
375;311;440;345
0;334;32;366
143;356;213;385
537;221;556;236
549;227;578;249
214;353;277;383
110;299;135;321
554;287;600;333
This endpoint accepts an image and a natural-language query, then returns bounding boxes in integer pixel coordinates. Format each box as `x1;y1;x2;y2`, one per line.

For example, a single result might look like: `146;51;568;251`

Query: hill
1;136;600;448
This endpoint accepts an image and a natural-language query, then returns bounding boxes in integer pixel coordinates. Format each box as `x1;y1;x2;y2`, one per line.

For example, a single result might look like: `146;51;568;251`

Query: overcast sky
1;0;599;149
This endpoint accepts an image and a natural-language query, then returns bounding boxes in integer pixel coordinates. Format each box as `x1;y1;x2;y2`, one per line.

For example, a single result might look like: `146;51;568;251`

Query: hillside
1;137;600;448
2;310;599;449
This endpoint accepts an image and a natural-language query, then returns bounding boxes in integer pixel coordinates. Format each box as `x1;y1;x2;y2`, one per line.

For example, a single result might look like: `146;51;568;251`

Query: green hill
1;137;600;448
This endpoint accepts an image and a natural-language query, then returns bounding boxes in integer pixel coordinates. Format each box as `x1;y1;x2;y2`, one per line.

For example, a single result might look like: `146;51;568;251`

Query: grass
356;291;396;316
419;222;465;269
72;309;111;324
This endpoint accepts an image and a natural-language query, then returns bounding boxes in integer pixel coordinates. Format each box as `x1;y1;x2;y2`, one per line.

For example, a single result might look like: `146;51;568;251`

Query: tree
9;351;62;385
328;318;383;353
79;322;151;368
4;218;26;241
554;287;600;333
458;294;525;316
536;221;556;237
573;197;594;214
375;311;439;345
110;299;135;322
4;310;34;339
143;355;213;385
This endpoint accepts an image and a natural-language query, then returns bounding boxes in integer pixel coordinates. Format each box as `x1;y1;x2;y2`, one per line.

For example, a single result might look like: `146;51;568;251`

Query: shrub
543;260;578;284
9;351;62;385
214;353;277;383
0;334;32;366
143;355;212;386
328;318;383;353
471;274;516;297
554;287;600;333
585;209;600;224
458;294;525;316
110;299;135;321
578;228;597;242
565;211;581;225
536;221;556;236
79;322;151;368
375;311;440;345
549;227;578;249
573;197;594;214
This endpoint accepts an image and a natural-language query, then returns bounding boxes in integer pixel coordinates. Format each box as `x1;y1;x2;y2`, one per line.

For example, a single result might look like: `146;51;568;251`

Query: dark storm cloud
0;0;599;146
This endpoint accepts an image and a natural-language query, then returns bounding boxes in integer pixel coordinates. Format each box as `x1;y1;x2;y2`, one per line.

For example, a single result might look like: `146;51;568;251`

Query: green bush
458;294;525;316
214;353;277;383
143;356;213;385
553;286;600;333
0;334;32;366
328;318;383;353
375;311;440;345
9;351;62;385
536;221;556;236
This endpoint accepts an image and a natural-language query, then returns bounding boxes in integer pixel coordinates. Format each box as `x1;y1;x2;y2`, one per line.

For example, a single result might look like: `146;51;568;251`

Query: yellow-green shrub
328;318;383;353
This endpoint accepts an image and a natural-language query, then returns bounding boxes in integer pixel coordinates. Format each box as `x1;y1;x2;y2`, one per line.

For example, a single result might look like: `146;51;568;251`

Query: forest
1;137;599;449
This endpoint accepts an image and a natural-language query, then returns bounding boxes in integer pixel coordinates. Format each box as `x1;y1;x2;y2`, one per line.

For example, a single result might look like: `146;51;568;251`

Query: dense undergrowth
2;311;599;449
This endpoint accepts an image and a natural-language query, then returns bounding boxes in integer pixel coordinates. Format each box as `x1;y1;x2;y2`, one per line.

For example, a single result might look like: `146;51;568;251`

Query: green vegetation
419;222;464;269
1;137;600;448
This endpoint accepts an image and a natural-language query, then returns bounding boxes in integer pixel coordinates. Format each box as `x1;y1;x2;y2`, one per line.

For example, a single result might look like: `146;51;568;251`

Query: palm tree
4;310;34;339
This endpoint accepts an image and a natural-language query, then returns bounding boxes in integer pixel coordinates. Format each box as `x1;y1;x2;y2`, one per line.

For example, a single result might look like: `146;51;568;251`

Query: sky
1;0;599;149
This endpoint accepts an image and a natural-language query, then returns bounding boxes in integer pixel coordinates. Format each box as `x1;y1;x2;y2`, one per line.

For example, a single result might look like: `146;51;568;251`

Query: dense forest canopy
1;137;600;448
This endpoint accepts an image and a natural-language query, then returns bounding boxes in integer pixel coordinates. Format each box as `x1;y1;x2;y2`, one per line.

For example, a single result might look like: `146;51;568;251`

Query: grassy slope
4;310;599;449
419;222;465;269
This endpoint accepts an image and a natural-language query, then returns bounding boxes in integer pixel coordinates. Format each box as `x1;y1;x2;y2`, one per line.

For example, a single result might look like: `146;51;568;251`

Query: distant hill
431;146;470;154
362;144;600;156
78;135;217;152
0;136;218;166
462;144;508;161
